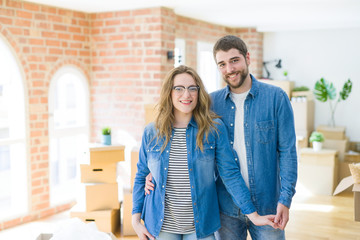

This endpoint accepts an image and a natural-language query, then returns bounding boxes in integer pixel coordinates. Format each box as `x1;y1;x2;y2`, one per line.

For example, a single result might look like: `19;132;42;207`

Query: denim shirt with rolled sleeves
210;74;298;217
132;118;256;239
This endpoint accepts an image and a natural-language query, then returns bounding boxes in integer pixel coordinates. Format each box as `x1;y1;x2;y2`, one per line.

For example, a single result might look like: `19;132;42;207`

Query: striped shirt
161;128;195;234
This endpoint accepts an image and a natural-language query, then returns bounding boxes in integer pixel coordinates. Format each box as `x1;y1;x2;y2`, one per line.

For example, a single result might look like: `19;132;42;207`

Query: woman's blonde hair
154;65;218;151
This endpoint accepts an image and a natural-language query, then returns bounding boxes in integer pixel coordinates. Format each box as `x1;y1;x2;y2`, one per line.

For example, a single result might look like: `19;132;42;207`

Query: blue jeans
156;231;216;240
215;212;285;240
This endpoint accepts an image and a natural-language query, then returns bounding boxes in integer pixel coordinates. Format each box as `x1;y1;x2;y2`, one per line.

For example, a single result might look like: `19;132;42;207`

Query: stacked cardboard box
299;148;339;196
70;144;125;236
259;79;294;99
316;125;353;189
121;149;139;236
292;99;315;149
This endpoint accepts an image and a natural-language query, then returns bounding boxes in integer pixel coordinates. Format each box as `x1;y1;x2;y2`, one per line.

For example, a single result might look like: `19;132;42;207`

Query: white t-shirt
231;90;250;189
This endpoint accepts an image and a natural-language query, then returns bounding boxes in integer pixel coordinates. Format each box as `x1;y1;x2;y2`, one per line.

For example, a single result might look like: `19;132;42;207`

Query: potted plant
313;78;352;127
102;127;111;145
309;131;325;151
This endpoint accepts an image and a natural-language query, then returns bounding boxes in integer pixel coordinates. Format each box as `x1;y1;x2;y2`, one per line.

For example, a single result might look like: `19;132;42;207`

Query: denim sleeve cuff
239;201;257;215
279;195;292;209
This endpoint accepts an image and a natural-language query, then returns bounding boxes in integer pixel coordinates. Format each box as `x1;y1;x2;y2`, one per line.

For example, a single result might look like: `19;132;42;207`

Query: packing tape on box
349;163;360;184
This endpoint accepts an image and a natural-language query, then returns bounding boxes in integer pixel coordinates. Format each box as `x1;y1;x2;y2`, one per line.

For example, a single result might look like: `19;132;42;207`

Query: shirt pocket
197;142;215;162
147;145;161;163
255;120;275;144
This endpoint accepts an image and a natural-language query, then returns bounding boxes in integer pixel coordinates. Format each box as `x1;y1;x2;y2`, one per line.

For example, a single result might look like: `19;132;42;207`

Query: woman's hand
246;212;279;229
132;213;155;240
144;172;154;195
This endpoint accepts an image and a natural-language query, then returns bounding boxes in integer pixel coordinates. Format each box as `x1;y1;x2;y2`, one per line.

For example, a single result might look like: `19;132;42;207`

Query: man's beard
223;66;249;89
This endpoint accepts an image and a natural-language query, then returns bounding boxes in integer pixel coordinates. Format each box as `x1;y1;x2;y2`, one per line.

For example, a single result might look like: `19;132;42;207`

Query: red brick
29;38;44;45
57;33;71;40
41;31;57;38
69;26;81;33
0;17;12;25
65;49;77;56
6;0;22;8
48;15;62;23
49;48;63;55
23;2;40;11
46;39;60;47
73;34;85;41
15;19;31;27
31;47;46;54
0;8;14;16
17;10;32;19
8;27;22;35
53;24;67;31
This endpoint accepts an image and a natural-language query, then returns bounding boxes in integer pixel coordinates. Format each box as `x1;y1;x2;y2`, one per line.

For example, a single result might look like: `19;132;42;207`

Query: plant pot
102;134;111;145
312;141;322;152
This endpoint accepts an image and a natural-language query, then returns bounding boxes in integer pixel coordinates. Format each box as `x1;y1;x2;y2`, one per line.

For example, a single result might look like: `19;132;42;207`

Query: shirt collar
224;74;259;100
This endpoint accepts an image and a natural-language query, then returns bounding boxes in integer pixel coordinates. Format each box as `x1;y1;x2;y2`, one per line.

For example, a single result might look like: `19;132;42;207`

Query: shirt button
166;150;169;153
194;202;196;205
245;123;248;127
246;142;249;146
162;185;165;188
188;151;191;154
231;106;234;109
161;219;163;222
230;123;234;127
164;168;167;170
230;141;233;144
196;220;199;223
192;185;194;188
190;168;192;171
235;158;238;161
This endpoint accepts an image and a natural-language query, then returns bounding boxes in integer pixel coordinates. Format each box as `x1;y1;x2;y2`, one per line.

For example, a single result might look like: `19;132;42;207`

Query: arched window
0;37;28;220
48;67;89;206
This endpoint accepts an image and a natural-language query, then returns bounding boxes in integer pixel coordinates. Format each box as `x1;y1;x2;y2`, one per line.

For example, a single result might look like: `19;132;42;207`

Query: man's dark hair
213;35;248;60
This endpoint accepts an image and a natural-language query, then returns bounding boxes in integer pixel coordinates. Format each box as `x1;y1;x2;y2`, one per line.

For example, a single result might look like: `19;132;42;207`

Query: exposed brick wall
90;7;175;143
0;0;263;231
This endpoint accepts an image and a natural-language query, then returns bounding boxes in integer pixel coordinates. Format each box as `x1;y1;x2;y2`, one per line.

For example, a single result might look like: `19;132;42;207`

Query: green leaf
339;79;352;101
313;78;336;102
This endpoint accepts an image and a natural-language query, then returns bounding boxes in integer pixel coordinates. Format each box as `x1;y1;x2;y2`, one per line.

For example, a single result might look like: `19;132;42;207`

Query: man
210;35;297;240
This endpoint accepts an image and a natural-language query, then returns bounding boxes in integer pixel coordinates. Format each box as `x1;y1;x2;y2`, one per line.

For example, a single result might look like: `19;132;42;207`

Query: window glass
49;67;89;206
0;37;27;220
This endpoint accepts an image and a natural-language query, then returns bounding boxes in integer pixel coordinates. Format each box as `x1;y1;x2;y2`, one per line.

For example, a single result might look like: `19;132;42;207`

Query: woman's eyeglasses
172;85;200;95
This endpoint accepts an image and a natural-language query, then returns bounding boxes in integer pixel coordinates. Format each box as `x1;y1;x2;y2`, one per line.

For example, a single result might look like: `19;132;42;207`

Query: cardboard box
36;233;53;240
295;130;309;149
122;191;137;236
89;144;125;165
291;100;314;132
299;148;338;195
71;208;120;235
80;163;117;183
323;138;349;161
145;104;157;125
130;150;139;191
291;90;314;100
333;163;360;222
259;79;294;99
345;152;360;163
316;125;346;140
83;183;119;212
36;233;118;240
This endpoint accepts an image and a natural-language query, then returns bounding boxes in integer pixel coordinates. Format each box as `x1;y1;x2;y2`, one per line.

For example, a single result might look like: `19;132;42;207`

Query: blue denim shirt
210;75;298;217
132;118;256;238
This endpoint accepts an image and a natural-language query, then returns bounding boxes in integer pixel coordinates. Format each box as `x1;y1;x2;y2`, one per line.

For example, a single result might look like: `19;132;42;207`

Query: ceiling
24;0;360;32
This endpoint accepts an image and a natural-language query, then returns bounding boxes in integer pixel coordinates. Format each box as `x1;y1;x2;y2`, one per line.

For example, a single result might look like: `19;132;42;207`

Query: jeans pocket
255;120;275;144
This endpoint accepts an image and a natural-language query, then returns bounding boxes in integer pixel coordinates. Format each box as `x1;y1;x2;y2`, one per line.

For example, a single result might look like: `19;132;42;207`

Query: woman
132;65;276;240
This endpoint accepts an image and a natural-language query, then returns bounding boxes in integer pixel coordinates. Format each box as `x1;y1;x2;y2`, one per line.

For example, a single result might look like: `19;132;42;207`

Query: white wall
263;28;360;141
